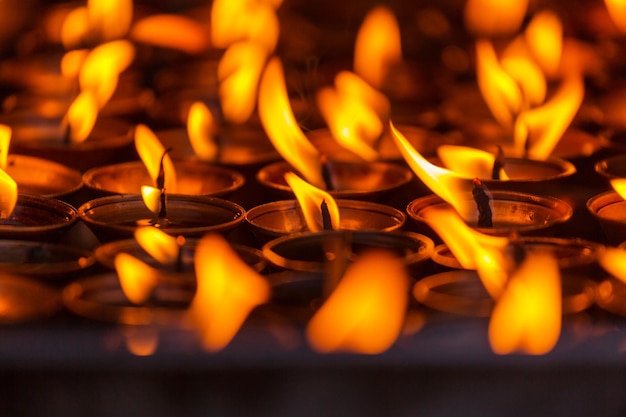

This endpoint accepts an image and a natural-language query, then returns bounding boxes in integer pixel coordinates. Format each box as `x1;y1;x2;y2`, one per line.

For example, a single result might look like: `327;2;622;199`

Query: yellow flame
87;0;133;41
187;102;218;162
464;0;528;36
114;253;162;304
389;121;473;217
189;234;270;352
353;6;402;89
258;58;325;188
437;145;509;180
284;172;340;232
475;40;522;128
597;246;626;283
0;169;17;219
513;74;584;159
141;185;162;215
123;327;158;357
130;14;209;54
211;0;280;52
61;6;89;49
134;226;181;265
525;10;563;78
610;178;626;200
306;250;409;354
0;125;11;171
500;37;547;108
134;124;177;193
422;207;511;298
60;49;89;78
65;90;98;144
605;0;626;32
488;251;561;355
218;41;269;124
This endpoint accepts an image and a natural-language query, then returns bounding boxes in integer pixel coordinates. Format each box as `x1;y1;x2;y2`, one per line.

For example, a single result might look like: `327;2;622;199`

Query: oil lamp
587;178;626;245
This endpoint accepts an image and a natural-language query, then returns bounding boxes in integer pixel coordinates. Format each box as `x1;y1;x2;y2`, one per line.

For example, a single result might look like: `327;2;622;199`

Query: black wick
156;147;173;221
492;145;505;180
321;199;333;231
472;178;493;228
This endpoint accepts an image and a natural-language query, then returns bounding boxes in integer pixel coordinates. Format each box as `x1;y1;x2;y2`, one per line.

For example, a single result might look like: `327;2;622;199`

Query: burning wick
321;199;333;231
492;146;506;180
472;178;493;228
153;147;173;225
320;154;336;191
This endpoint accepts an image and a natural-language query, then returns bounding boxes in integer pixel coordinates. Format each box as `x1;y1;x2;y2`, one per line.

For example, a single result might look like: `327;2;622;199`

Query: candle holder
246;199;406;243
6;154;82;199
586;190;626;245
407;191;573;238
77;194;246;242
256;160;413;201
0;194;78;241
262;230;433;273
0;274;61;323
413;270;596;317
82;159;245;198
595;153;626;180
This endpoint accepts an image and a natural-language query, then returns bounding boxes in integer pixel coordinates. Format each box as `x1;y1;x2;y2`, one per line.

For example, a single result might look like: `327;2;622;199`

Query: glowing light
437;145;509;180
0;169;17;219
134;226;182;265
525;10;563;77
114;253;162;304
598;245;626;283
130;14;209;54
64;90;98;144
0;125;11;171
61;6;89;49
604;0;626;32
134;124;177;193
464;0;528;37
87;0;133;41
187;102;218;162
284;171;340;232
141;185;161;216
124;327;159;357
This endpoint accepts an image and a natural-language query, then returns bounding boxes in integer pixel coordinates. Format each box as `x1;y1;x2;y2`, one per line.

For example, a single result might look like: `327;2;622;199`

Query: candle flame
130;14;209;54
284;171;340;232
0;169;17;219
87;0;133;42
524;10;563;78
597;246;626;283
0;125;11;171
61;6;90;49
306;250;409;354
141;185;162;216
123;327;159;357
189;233;270;352
134;124;177;193
500;37;547;108
604;0;626;32
65;90;98;144
437;145;509;180
464;0;528;37
610;178;626;200
134;226;182;265
114;253;162;304
353;6;402;90
187;102;218;162
488;251;561;355
258;57;325;188
60;49;89;78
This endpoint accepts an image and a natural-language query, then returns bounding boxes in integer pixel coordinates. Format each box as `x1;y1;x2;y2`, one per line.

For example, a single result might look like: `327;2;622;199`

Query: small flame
60;49;89;78
134;226;181;265
189;234;270;352
437;145;509;180
306;250;409;354
464;0;528;37
284;172;340;232
141;185;162;216
87;0;133;41
114;253;162;304
610;178;626;200
605;0;626;32
597;246;626;283
353;6;402;90
258;57;325;188
130;15;209;54
65;90;98;144
187;102;218;162
61;6;90;49
0;169;17;219
525;10;563;78
218;41;269;124
488;251;561;355
0;125;11;171
123;327;158;357
390;121;473;217
134;124;177;193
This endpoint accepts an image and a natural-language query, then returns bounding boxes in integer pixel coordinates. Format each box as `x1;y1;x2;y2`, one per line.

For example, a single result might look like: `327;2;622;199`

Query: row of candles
2;0;626;358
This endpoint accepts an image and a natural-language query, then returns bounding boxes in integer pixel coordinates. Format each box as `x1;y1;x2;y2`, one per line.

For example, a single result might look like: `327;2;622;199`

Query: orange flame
389;121;474;217
114;253;162;304
0;169;17;219
500;37;547;108
87;0;133;41
61;6;90;49
211;0;280;52
353;6;402;90
130;15;209;54
134;124;177;193
258;57;325;188
134;226;182;265
187;102;218;162
65;90;98;144
60;49;89;78
306;250;409;354
488;251;561;355
605;0;626;32
437;145;509;180
525;10;563;78
189;234;270;352
284;172;340;232
610;178;626;200
218;40;269;124
141;185;162;216
597;246;626;283
0;125;11;171
464;0;528;37
123;327;158;357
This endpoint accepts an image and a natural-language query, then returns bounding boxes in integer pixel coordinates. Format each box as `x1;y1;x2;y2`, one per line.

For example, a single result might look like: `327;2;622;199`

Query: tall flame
353;6;402;90
65;90;98;144
464;0;528;37
488;251;561;355
0;125;11;171
130;15;209;54
0;169;17;220
500;37;547;108
189;234;270;352
284;172;340;232
187;102;218;162
604;0;626;32
525;10;563;78
114;253;162;304
306;250;409;354
258;57;325;188
134;226;182;265
437;145;509;180
134;124;177;193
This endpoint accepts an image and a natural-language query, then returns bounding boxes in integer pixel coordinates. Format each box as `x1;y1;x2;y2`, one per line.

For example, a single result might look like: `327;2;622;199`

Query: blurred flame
0;125;11;171
0;169;17;219
284;171;340;232
218;41;268;124
189;234;270;352
258;58;325;188
135;226;181;265
437;145;509;180
353;6;402;90
597;246;626;283
306;250;409;354
61;6;89;49
500;37;547;108
464;0;528;37
130;15;209;54
488;251;561;355
114;253;162;304
134;124;177;193
316;71;390;162
60;49;89;78
124;327;158;357
525;10;562;78
390;121;473;217
610;178;626;200
141;185;162;215
65;90;98;144
87;0;133;41
605;0;626;32
187;102;218;162
422;207;511;298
